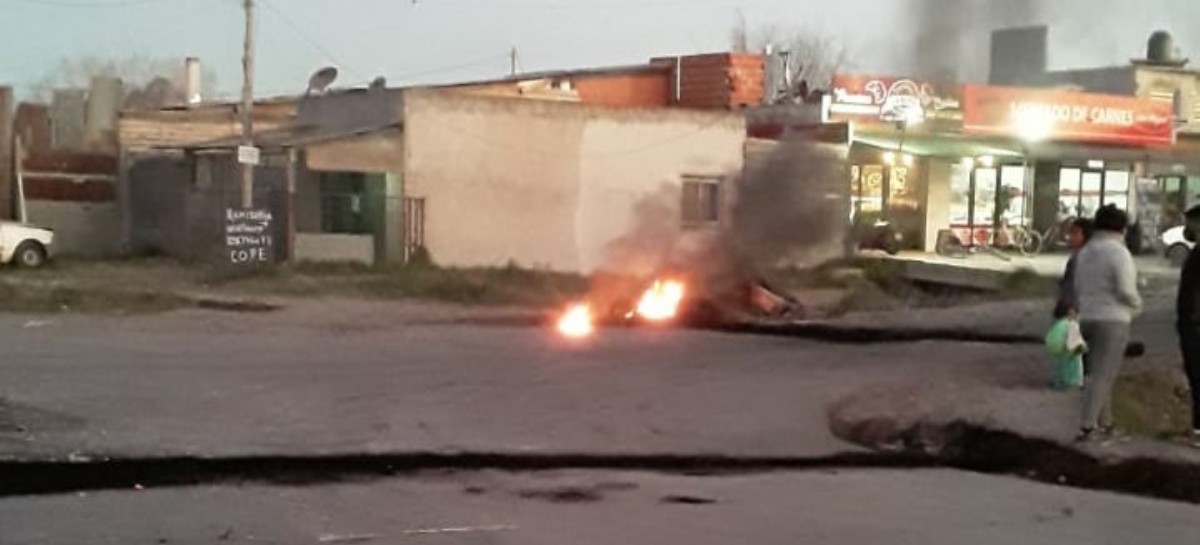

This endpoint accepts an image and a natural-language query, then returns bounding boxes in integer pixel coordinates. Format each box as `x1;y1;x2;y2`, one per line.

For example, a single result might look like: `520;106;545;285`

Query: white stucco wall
295;233;374;266
402;91;746;273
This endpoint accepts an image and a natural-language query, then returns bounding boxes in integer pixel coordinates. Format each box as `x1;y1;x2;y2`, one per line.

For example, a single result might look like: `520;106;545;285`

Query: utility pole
509;46;519;76
240;0;256;209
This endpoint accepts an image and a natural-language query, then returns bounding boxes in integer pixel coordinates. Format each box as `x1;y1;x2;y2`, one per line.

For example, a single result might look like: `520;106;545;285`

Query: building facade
119;88;747;273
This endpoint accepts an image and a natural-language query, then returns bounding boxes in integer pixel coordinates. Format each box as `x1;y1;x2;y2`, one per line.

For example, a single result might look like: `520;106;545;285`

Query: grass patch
0;280;190;315
215;262;590;307
1001;267;1057;300
1113;370;1193;438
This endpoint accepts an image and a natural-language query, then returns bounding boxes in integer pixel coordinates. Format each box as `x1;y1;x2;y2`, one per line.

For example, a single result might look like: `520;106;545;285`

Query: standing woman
1074;205;1142;441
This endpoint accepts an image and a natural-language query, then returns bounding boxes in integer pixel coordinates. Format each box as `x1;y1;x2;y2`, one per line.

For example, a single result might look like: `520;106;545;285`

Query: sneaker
1075;428;1100;442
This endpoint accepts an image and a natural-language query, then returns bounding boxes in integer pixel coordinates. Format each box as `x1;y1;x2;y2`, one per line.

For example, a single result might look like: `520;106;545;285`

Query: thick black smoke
911;0;1044;82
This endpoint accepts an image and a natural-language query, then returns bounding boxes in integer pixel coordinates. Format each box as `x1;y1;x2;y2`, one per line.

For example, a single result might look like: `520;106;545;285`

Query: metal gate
403;197;426;262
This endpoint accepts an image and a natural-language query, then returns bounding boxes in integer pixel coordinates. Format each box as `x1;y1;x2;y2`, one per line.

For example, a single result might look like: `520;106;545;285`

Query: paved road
0;297;1070;461
5;469;1200;545
2;294;1198;543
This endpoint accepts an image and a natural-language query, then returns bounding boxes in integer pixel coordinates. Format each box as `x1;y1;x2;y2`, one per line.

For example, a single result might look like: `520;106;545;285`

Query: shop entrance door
959;165;1027;247
967;167;998;246
850;164;885;224
1059;167;1131;220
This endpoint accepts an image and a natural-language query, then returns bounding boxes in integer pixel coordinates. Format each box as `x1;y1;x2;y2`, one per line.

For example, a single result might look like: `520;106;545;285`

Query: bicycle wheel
1018;230;1044;257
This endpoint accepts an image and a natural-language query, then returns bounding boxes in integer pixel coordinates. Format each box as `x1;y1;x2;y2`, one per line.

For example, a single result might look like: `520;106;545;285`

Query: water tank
1148;31;1175;64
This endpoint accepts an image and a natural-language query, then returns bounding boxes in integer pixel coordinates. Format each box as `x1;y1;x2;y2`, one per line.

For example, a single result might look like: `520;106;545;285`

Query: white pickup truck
0;221;54;268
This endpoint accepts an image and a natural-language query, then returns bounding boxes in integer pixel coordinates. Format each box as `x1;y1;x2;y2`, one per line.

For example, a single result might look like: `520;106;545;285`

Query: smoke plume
910;0;1044;82
597;137;848;315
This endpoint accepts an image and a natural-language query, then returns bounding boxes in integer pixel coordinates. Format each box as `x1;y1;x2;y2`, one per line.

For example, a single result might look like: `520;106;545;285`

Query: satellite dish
369;76;387;91
306;66;339;95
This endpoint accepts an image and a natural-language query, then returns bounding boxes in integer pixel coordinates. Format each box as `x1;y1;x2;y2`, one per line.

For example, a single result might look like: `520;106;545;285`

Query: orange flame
557;303;595;339
634;280;686;322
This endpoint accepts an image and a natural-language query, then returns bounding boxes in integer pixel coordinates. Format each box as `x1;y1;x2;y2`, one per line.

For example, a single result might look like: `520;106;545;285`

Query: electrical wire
389;54;509;83
257;0;367;81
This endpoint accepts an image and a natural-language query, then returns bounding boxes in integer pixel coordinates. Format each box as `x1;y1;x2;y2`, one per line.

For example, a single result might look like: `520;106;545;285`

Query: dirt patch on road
1113;370;1194;438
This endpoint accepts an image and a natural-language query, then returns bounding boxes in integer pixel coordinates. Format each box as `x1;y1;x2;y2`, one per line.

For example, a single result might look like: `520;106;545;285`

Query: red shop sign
962;85;1174;147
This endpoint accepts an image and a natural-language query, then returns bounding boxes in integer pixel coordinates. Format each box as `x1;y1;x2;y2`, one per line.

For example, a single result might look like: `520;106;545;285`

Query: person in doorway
1176;205;1200;440
1074;205;1143;441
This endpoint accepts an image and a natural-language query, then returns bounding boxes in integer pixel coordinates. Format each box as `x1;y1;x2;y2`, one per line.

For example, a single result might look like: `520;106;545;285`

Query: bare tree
732;23;849;101
33;54;218;110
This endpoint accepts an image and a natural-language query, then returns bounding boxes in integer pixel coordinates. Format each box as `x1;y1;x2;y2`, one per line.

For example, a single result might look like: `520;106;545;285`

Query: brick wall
574;72;671;108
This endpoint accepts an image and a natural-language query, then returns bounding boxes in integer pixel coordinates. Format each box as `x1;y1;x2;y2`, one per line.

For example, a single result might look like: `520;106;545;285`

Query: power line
256;0;365;81
389;54;509;83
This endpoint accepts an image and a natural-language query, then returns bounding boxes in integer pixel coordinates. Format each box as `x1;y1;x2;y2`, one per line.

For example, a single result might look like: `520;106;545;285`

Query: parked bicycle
934;217;1076;259
1008;217;1077;257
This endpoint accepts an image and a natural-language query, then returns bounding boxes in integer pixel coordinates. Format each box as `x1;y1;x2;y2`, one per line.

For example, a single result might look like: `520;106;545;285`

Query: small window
681;175;721;226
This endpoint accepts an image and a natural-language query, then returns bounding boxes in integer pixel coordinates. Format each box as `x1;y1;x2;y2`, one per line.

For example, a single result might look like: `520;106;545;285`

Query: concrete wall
51;90;87;150
128;153;290;262
295;233;374;265
574;72;671;108
1134;67;1200;131
402;91;745;273
306;131;404;174
989;27;1048;86
446;70;672;108
25;201;120;257
1041;67;1138;94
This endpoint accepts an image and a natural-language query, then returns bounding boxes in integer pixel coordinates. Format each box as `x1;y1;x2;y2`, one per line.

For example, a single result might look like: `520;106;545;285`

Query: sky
1;0;1198;101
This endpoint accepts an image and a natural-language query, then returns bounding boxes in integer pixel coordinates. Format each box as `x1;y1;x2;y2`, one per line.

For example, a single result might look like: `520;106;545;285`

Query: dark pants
1178;323;1200;431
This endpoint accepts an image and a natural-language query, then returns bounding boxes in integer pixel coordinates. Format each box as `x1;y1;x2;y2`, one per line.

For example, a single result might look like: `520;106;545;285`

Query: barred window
681;175;721;226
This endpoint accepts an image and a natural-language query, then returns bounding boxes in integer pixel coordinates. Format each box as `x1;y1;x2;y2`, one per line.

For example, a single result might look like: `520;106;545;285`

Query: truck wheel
14;242;47;269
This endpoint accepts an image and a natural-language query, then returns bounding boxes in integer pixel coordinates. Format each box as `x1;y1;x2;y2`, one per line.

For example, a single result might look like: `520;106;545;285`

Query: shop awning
852;130;1024;159
1026;135;1200;172
854;127;1200;172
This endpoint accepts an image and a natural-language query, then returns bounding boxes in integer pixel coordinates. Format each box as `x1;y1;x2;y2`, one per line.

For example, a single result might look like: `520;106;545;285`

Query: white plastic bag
1066;318;1087;353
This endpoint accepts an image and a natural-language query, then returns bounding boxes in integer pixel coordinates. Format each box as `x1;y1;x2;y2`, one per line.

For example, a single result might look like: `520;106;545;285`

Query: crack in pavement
4;423;1198;505
698;322;1041;345
457;314;1045;345
0;451;936;498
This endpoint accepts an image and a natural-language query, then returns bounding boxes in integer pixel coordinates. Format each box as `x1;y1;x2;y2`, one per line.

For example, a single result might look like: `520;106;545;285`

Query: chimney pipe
185;57;202;106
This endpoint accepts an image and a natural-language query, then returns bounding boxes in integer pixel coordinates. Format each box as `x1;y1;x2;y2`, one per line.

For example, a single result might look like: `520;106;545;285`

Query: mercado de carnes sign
962;85;1175;147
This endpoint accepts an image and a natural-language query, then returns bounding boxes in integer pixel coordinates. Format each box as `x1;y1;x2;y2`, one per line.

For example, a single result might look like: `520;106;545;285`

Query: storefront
827;75;1177;252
